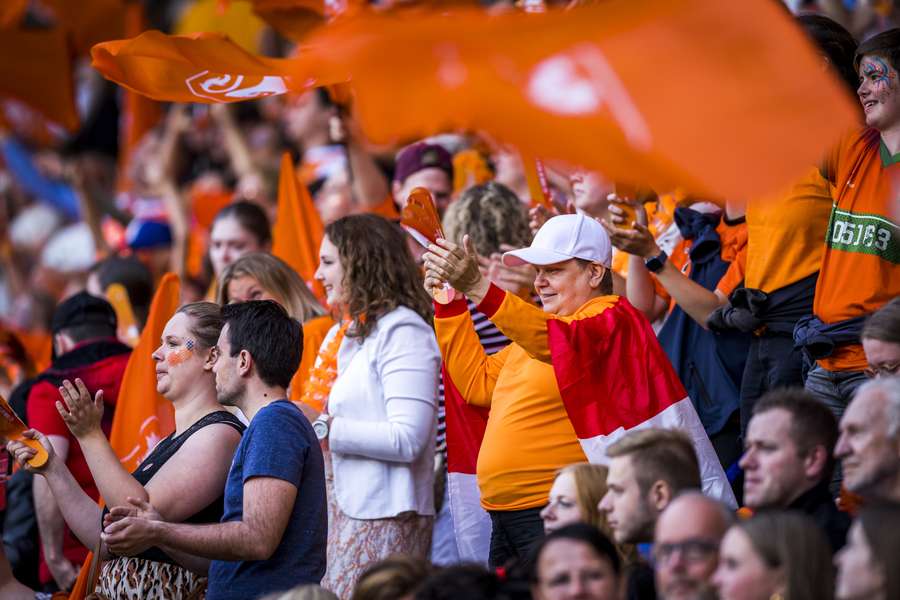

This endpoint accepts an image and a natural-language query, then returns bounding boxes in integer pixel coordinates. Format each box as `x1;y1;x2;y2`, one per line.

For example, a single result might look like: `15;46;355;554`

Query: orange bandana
299;320;350;413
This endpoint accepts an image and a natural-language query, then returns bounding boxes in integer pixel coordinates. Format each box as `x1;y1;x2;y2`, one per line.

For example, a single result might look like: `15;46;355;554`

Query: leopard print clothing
94;556;206;600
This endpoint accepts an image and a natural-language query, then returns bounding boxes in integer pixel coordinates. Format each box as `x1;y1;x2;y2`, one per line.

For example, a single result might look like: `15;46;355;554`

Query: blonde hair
557;462;639;566
442;182;531;256
218;253;326;323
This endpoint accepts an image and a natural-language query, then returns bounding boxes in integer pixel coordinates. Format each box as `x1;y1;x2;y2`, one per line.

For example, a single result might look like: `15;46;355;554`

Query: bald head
654;493;734;600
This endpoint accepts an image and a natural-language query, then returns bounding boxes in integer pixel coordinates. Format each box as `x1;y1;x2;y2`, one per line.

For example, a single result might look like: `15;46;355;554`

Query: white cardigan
326;306;440;519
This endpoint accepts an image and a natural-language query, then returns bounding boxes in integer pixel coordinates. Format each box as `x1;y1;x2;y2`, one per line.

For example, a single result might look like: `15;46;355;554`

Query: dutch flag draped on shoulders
547;294;734;505
444;284;735;564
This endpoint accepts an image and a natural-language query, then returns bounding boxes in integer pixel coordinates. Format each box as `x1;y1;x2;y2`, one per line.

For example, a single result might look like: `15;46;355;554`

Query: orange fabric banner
273;152;326;299
67;554;92;600
108;273;180;473
117;2;162;192
244;0;329;41
91;30;313;104
44;0;126;55
0;28;79;132
301;0;860;200
0;0;27;28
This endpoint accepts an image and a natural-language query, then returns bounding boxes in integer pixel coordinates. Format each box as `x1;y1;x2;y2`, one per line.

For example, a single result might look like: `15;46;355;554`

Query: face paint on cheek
864;57;896;93
185;339;195;351
166;347;193;367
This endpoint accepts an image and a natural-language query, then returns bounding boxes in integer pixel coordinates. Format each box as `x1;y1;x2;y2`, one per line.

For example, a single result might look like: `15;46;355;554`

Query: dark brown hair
606;428;700;496
325;214;432;339
798;15;859;95
855;28;900;73
738;512;834;600
862;296;900;344
753;388;839;483
212;201;272;247
176;301;223;349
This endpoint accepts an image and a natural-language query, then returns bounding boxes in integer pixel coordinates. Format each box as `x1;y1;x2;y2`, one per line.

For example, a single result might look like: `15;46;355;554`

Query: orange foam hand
401;187;444;248
0;394;48;467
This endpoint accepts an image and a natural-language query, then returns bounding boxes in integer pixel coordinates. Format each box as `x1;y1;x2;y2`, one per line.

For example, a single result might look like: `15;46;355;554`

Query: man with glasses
653;492;733;600
861;297;900;379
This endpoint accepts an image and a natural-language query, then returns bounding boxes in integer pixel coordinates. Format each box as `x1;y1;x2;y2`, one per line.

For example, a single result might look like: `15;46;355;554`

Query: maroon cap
394;142;454;184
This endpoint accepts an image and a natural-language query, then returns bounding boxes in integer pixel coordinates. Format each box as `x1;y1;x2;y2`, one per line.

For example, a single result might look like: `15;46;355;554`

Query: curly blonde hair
325;214;432;339
442;182;531;256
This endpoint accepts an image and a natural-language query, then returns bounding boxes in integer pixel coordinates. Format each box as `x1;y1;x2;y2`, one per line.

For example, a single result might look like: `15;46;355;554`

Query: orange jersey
816;129;900;371
745;168;833;293
435;294;588;510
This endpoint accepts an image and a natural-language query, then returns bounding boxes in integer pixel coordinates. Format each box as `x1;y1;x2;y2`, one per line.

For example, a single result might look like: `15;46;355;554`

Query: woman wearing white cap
423;214;733;569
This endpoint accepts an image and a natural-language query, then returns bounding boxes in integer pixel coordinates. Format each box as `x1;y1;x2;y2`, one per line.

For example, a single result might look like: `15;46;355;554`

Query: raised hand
423;236;487;299
56;378;104;440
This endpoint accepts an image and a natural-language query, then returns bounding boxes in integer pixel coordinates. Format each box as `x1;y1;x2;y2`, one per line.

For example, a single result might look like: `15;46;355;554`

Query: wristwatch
644;250;668;274
313;413;331;441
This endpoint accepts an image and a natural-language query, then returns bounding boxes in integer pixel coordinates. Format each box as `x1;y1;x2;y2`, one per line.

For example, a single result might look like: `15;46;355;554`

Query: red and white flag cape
444;290;735;564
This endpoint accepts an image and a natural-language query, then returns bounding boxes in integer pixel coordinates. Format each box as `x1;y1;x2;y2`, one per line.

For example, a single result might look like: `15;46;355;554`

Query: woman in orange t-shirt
216;253;332;405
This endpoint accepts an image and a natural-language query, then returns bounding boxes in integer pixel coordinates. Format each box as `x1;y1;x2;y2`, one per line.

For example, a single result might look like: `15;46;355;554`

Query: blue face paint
862;56;895;92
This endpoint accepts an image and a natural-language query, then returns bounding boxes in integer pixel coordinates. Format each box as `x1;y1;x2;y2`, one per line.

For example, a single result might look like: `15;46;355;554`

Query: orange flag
117;1;162;192
244;0;328;41
108;273;180;472
0;0;27;28
91;30;315;104
273;152;326;299
301;0;860;201
0;28;79;132
67;557;93;600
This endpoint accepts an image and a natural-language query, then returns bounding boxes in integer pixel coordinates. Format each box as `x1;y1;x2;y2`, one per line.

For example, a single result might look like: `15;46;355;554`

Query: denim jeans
488;507;545;569
804;364;868;423
804;363;868;492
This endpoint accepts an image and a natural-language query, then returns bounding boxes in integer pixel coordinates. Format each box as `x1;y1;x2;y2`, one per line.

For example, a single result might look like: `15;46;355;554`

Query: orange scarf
299;320;350;413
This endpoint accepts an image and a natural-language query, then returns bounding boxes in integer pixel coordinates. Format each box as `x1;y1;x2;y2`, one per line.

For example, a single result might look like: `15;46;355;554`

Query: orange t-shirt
290;315;335;402
745;168;833;293
435;294;588;510
653;216;748;311
816;128;900;371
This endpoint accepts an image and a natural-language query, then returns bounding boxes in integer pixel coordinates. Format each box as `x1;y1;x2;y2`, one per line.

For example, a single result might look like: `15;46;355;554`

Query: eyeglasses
652;539;719;566
864;362;900;378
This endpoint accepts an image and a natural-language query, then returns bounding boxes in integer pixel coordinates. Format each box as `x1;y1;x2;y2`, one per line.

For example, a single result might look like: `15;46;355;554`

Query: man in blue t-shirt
102;301;327;600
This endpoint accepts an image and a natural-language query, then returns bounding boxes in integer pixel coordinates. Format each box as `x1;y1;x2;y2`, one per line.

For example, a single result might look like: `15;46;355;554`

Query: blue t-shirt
207;400;327;600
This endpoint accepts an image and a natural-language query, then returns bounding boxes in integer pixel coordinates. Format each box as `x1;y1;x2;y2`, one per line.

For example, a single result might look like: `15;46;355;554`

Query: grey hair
855;377;900;437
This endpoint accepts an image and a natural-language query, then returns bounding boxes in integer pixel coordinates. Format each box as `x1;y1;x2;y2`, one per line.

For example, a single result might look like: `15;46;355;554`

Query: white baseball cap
502;213;612;268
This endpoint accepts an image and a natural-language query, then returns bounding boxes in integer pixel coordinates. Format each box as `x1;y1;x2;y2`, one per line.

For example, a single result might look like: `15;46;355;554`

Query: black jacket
786;481;851;552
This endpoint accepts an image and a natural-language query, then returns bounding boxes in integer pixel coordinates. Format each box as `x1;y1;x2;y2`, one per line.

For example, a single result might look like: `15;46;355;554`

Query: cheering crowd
1;1;900;599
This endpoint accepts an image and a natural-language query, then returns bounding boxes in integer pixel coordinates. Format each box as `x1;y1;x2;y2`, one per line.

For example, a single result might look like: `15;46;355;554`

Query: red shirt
26;338;130;584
